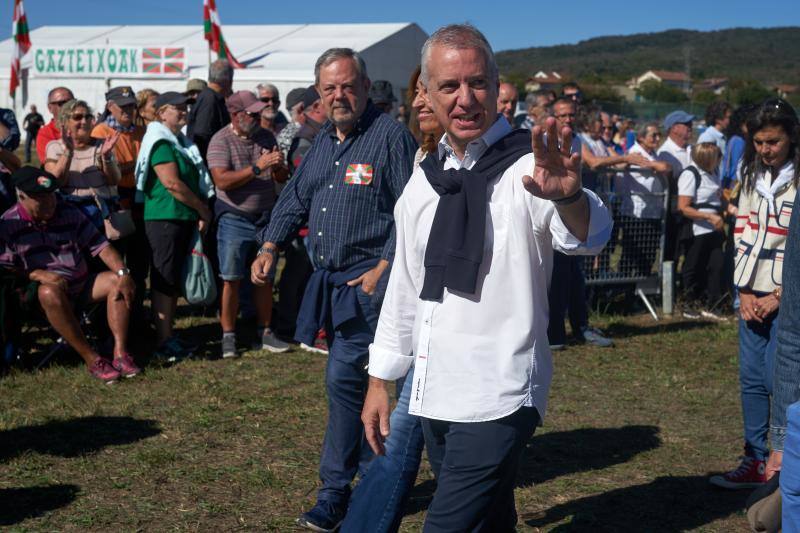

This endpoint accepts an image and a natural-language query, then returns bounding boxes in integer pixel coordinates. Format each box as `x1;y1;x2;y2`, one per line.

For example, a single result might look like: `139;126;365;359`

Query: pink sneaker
709;455;767;489
89;357;120;384
112;353;141;378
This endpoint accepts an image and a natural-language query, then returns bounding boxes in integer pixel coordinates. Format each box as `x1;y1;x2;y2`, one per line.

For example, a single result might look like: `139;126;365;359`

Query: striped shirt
262;102;417;270
0;200;109;294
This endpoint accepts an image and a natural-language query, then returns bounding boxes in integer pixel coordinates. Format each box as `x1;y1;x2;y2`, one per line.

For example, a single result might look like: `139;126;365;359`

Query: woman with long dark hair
711;98;800;489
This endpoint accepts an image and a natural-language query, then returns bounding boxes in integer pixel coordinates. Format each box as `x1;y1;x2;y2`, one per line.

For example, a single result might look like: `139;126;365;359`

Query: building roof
649;70;690;82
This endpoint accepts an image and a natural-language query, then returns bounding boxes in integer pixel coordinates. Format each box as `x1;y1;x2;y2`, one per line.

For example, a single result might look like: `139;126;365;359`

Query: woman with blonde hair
44;99;121;233
136;89;159;127
677;141;725;319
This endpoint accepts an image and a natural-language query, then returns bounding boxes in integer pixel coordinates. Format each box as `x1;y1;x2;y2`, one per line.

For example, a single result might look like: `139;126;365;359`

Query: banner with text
30;45;188;78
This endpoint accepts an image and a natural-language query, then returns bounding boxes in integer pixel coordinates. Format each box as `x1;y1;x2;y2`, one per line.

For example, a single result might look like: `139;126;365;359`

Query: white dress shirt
368;118;613;423
617;142;667;219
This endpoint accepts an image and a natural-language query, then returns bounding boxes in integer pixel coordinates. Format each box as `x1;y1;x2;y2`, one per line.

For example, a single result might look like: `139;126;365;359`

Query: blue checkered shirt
262;102;417;271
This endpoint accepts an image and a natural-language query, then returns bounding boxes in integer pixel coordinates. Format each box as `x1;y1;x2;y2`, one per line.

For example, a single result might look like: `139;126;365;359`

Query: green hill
496;27;800;85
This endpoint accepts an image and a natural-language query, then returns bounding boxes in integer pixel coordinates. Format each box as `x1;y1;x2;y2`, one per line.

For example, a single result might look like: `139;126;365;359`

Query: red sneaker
112;353;141;378
301;329;329;355
88;357;120;384
709;455;766;489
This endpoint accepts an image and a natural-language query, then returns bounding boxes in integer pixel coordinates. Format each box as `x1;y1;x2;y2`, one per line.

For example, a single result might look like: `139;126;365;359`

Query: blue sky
5;0;800;51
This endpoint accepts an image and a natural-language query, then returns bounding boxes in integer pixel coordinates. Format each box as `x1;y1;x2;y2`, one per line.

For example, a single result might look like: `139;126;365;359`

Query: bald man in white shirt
361;24;612;532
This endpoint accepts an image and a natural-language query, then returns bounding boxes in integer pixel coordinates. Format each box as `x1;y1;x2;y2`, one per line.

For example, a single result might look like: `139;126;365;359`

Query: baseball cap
663;110;695;130
226;90;266;114
154;92;189;109
12;166;58;194
185;78;208;94
302;85;320;108
105;86;137;107
369;80;396;105
286;87;306;110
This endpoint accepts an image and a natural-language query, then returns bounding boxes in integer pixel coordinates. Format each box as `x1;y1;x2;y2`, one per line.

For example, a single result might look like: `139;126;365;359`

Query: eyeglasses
49;100;70;107
260;97;280;104
70;113;93;122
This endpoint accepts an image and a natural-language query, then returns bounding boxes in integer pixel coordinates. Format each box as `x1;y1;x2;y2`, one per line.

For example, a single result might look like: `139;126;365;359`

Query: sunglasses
71;113;93;122
260;97;280;104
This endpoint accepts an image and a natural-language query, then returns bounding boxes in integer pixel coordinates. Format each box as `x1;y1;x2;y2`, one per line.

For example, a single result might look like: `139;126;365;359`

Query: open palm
100;130;121;158
522;117;582;200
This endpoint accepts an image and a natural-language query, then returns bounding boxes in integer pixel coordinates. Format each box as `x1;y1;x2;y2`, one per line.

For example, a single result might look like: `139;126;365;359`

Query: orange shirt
91;122;145;190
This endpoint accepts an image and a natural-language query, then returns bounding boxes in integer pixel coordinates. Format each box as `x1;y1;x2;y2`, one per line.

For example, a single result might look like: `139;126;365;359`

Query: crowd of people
0;21;799;532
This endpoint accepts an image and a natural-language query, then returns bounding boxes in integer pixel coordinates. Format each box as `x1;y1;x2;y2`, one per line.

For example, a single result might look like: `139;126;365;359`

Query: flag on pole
10;0;31;97
203;0;245;69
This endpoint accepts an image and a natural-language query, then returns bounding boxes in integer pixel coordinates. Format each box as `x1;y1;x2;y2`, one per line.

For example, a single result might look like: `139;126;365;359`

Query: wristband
552;189;585;206
257;246;278;257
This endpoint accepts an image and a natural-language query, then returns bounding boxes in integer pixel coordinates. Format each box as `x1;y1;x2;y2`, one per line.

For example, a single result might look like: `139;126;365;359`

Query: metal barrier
582;169;670;320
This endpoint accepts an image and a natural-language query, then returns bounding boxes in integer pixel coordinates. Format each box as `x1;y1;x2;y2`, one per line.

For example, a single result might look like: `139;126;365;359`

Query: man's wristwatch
251;164;262;177
116;267;131;277
257;246;277;257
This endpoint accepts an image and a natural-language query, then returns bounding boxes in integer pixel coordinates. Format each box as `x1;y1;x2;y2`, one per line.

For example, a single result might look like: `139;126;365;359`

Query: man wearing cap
369;80;396;115
251;48;417;531
185;79;208;109
276;87;307;159
36;86;74;164
0;166;139;383
187;59;233;162
287;86;327;176
657;110;694;261
92;86;149;321
207;91;290;358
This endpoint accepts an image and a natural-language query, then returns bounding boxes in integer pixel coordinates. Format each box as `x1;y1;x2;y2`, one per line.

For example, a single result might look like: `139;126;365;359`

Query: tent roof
0;22;423;81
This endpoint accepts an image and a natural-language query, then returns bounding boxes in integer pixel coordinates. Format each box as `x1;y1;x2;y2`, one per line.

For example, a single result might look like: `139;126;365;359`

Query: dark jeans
681;230;725;307
421;407;540;533
548;252;588;344
341;367;426;533
24;133;35;163
317;286;380;507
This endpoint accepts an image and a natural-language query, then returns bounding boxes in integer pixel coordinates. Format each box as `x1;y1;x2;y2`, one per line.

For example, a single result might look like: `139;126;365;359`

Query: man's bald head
497;82;518;125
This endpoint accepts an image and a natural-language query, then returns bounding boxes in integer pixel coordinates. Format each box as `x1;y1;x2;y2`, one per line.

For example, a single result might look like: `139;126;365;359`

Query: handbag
92;192;135;241
182;228;217;306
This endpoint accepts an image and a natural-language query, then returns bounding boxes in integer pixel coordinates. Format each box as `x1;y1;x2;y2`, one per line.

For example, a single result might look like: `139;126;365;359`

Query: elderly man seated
0;167;139;383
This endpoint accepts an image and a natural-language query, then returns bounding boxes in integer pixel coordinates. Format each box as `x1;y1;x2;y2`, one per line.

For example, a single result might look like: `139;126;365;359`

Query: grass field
0;310;753;532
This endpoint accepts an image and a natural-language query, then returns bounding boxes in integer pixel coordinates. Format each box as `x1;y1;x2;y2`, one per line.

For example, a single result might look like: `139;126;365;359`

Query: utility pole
683;45;692;98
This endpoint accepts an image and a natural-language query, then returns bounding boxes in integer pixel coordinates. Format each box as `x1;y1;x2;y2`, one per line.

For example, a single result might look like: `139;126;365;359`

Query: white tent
0;22;428;121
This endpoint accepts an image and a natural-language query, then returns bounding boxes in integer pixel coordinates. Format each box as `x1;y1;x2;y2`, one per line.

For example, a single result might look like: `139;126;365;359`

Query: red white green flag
202;0;244;69
10;0;31;97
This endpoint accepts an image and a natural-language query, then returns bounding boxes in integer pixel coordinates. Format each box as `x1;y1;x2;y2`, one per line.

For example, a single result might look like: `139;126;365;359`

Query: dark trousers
619;216;661;278
681;230;725;307
112;206;150;321
273;237;313;338
318;287;380;506
548;252;588;344
24;133;35;163
421;407;540;533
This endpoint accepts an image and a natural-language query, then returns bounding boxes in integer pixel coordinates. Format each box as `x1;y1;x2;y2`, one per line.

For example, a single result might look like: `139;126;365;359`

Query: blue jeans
317;286;380;507
771;189;800;451
783;402;800;532
341;367;425;533
739;312;778;461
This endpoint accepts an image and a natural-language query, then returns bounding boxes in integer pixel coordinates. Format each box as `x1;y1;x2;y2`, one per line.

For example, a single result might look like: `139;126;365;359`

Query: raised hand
256;146;285;171
60;127;75;152
100;130;121;158
522;117;582;200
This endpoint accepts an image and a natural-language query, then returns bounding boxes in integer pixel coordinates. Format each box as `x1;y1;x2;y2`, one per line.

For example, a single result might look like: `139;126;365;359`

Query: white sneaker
701;309;729;322
258;330;290;353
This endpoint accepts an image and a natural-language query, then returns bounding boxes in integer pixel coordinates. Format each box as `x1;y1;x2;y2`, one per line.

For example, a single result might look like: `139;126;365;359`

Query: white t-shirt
677;166;722;236
617;142;666;219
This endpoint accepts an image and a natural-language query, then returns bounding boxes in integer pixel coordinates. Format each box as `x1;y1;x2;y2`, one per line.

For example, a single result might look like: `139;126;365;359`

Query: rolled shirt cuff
368;343;413;381
551;188;613;254
772;426;787;452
